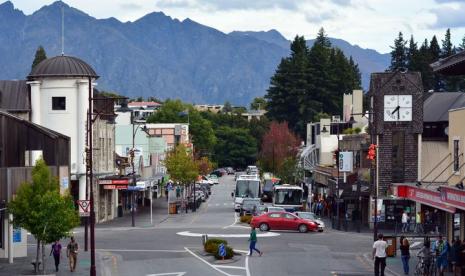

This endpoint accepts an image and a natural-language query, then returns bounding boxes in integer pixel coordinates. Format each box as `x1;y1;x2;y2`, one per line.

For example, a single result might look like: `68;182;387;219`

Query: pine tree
390;32;408;70
31;46;47;70
315;27;331;48
430;36;443;90
458;35;465;51
407;35;419;71
441;28;455;58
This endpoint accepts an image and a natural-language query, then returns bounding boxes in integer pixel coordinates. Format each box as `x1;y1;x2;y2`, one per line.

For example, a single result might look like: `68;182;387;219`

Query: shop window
392;131;405;183
454;140;460;172
52;97;66;110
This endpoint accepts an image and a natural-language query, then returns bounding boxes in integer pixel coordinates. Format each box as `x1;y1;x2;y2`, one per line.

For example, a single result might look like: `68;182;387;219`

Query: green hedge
240;214;252;224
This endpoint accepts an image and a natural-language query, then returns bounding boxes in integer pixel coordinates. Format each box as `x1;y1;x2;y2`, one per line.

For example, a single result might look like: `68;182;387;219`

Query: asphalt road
23;175;378;276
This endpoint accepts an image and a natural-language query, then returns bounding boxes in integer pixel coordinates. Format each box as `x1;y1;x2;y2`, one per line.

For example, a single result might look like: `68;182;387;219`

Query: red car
250;211;318;233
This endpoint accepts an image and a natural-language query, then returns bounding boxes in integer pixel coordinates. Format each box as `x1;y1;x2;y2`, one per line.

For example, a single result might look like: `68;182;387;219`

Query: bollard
202;234;208;246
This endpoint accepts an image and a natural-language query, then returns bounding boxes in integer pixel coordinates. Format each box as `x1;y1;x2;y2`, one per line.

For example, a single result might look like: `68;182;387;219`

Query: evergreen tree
390;32;408;70
441;29;461;90
441;28;455;58
430;36;443;90
31;46;47;70
407;35;419;71
458;35;465;51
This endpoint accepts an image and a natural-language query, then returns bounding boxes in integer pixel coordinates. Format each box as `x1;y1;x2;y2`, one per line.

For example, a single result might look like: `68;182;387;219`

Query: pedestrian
400;236;410;275
402;210;409;233
451;237;462;275
176;185;181;198
66;236;79;272
433;235;449;276
417;240;432;276
432;209;439;234
425;210;432;233
248;226;263;257
49;240;62;272
415;211;424;234
373;233;388;276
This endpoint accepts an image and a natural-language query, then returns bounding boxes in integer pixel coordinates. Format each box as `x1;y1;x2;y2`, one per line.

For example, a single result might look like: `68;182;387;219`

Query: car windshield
274;189;302;205
298;213;316;220
235;180;260;198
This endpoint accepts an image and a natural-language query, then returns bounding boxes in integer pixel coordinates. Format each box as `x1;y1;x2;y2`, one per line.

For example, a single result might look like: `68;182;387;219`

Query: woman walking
249;226;263;257
400;236;410;275
50;240;62;272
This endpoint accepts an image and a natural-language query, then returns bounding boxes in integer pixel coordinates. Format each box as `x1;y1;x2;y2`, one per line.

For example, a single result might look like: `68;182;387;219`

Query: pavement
3;174;456;276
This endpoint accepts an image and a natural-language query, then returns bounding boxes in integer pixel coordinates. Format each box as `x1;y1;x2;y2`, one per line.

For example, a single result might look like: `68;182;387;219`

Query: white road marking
213;265;246;270
234;249;249;254
215;203;220;206
245;255;251;276
97;249;186;253
146;273;186;276
184;247;233;276
177;231;280;238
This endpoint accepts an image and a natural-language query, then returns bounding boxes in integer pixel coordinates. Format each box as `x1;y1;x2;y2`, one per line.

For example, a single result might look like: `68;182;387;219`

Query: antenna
61;3;64;55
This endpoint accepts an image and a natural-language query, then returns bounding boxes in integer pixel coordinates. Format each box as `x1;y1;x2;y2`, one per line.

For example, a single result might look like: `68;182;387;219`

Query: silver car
295;212;325;232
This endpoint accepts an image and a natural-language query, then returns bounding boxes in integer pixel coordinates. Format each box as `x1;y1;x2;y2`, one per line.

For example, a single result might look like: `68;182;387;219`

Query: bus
261;173;280;203
233;174;261;212
272;184;304;212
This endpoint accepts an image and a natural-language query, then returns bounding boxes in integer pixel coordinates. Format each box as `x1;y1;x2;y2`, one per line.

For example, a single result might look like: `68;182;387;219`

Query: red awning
395;185;456;213
441;186;465;211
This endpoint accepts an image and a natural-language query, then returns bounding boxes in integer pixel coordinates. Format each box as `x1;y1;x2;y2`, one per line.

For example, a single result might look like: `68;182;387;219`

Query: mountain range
0;1;390;105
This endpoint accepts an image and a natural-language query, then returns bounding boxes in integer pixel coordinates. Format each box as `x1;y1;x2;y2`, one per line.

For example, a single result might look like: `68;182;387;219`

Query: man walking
66;237;79;272
415;211;424;234
50;240;62;272
401;210;409;233
249;226;263;257
373;233;388;276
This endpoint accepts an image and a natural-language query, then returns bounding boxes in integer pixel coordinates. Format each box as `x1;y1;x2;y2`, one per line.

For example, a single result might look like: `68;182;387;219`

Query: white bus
233;174;261;212
273;184;304;212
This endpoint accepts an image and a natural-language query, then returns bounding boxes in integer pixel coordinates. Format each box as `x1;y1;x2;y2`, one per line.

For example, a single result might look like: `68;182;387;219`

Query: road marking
245;255;251;276
147;273;186;276
177;231;280;238
97;249;186;253
184;247;233;276
215;203;220;206
213;265;246;270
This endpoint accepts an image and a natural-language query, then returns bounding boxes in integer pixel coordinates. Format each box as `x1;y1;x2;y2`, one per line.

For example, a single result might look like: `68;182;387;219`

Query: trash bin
169;202;177;214
384;236;397;257
117;205;123;217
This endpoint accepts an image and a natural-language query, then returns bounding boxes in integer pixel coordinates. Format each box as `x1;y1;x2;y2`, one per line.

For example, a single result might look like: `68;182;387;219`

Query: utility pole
88;77;96;276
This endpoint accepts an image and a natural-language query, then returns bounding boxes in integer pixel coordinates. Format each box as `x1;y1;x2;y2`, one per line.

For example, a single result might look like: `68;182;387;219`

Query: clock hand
391;106;400;115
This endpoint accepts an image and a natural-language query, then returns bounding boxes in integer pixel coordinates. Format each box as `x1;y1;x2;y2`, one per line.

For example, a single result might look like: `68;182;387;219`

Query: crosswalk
208;202;234;207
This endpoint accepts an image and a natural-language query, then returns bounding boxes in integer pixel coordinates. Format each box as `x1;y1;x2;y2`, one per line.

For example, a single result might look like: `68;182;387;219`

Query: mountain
0;1;390;105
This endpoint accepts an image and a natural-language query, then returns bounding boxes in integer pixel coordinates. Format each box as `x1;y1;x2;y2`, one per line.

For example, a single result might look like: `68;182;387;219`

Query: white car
264;206;285;213
207;175;219;185
196;175;214;186
295;212;325;232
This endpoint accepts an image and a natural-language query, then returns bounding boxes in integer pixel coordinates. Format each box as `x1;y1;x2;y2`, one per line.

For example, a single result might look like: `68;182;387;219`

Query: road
23;175;378;276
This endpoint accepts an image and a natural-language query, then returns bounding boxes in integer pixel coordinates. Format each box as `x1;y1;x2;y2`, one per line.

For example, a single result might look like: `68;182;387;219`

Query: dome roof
28;55;99;79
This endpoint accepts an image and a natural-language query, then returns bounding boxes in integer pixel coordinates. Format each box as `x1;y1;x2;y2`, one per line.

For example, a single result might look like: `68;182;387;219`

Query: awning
394;184;456;213
440;186;465;211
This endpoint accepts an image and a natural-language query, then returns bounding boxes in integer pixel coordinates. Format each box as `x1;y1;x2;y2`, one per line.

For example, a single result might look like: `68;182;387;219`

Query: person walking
402;211;409;233
49;240;62;272
373;233;388;276
400;237;410;275
66;237;79;272
415;211;424;234
433;235;449;276
451;237;462;275
248;226;263;257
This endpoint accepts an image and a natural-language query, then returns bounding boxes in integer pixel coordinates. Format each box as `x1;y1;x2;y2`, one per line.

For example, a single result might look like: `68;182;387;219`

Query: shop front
440;186;465;241
98;177;132;217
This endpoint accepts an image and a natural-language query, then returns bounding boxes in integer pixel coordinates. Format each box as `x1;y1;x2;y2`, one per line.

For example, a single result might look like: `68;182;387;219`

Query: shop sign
339;152;353;172
103;184;128;190
99;179;130;185
405;186;455;213
441;187;465;210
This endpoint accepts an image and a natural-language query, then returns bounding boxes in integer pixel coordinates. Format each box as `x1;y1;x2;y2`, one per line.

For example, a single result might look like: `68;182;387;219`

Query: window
392;131;405;183
282;213;297;219
454;140;460;172
268;213;281;218
52;97;66;110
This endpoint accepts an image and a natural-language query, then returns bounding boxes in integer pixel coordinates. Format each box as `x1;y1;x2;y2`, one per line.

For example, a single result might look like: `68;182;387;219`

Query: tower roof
28;55;99;79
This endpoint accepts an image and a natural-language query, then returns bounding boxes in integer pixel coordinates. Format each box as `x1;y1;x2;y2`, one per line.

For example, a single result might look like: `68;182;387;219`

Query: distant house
241;109;266;121
194;104;224;113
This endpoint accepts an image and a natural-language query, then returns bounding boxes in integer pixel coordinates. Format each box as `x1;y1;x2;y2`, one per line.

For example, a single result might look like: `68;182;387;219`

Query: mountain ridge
0;1;390;105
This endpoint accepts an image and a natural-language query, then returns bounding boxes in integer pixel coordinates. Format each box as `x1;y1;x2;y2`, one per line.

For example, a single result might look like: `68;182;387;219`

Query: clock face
399;108;412;121
384;108;398;121
399;95;412;108
384;95;398;108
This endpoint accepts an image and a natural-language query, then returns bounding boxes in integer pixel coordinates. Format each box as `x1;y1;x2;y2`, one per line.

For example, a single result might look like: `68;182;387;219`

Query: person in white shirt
401;211;409;233
373;233;388;276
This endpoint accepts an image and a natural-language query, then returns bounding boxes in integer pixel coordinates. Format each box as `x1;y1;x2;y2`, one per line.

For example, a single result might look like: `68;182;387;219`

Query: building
194;104;224;113
113;101;160;124
241;109;266;121
0;110;70;260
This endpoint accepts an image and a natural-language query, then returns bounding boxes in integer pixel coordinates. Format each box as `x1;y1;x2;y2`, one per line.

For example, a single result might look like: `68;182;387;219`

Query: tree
441;28;455;58
248;116;270;150
458;35;465;51
407;35;419;71
214;126;257;169
250;97;267;110
31;46;47;70
223;101;233;113
8;159;79;274
259;121;301;174
389;32;407;70
196;156;215;176
164;144;198;186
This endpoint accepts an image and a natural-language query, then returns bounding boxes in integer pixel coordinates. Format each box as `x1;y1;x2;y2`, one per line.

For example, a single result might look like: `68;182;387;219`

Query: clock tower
370;71;423;196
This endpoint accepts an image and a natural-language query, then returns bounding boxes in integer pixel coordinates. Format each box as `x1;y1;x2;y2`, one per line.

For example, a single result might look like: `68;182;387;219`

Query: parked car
294;212;325;232
193;190;206;202
200;183;211;195
250;212;318;233
264;206;285;213
240;198;261;216
211;168;227;177
196;175;214;186
207;174;219;185
246;165;259;175
226;167;235;175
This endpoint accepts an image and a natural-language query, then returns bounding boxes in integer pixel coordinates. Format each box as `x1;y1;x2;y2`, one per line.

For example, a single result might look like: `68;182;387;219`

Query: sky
8;0;465;53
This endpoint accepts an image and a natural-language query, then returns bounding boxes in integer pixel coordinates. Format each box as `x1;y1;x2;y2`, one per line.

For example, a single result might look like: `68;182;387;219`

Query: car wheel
259;223;269;232
318;229;324;232
298;224;308;233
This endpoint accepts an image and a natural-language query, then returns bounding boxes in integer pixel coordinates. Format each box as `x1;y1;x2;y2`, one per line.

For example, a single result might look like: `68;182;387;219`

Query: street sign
77;200;90;217
218;243;226;258
339;151;353;172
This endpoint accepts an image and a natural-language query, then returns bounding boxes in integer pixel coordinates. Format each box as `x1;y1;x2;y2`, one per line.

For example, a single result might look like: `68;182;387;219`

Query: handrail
427;153;463;186
445;161;465;182
421;153;451;182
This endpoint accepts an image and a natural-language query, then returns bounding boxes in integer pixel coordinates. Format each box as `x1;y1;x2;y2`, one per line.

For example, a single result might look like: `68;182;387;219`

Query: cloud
331;0;352;6
119;3;143;10
305;11;337;24
155;0;301;11
429;4;465;28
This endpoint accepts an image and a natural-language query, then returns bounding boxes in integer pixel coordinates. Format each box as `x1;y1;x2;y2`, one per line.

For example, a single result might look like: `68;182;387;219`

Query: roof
423;92;465;122
431;51;465;76
28;55;99;79
128;101;161;107
0;80;30;111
